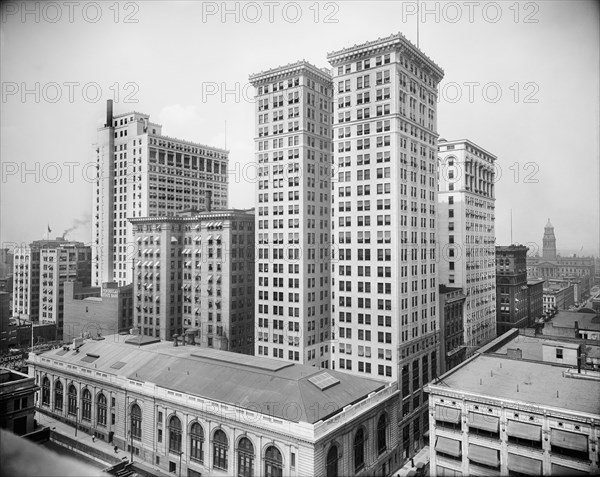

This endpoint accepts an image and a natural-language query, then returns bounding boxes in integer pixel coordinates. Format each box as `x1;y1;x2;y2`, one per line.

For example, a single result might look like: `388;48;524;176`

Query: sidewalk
36;410;171;477
35;410;122;468
395;445;430;477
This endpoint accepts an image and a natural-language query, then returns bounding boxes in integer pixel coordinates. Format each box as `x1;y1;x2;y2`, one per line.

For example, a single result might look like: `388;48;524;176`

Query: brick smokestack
106;99;113;127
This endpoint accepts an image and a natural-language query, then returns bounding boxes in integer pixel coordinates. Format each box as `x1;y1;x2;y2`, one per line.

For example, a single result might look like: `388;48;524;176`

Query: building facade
250;61;333;366
13;238;92;338
438;139;496;357
527;279;544;325
439;286;466;374
326;32;444;466
63;281;134;343
30;334;401;477
93;101;229;287
426;330;600;476
543;284;575;313
0;368;38;436
496;245;530;335
129;209;255;354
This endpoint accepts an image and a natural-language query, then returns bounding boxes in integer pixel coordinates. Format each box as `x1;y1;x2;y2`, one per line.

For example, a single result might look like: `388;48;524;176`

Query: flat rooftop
550;310;599;331
436;354;600;415
37;335;388;424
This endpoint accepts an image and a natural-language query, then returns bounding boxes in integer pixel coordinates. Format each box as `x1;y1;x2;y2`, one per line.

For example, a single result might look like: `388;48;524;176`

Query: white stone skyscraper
250;61;333;367
93;100;229;287
328;33;444;459
438;138;497;356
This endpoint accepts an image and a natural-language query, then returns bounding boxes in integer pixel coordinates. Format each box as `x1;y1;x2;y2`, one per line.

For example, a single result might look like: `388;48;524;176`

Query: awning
137;237;142;243
435;405;461;424
551;428;588;452
507;420;541;441
551;464;589;476
468;444;499;468
507;453;541;475
468;412;499;433
435;436;461;458
171;237;178;243
215;234;221;241
155;261;160;267
207;235;213;241
194;236;201;242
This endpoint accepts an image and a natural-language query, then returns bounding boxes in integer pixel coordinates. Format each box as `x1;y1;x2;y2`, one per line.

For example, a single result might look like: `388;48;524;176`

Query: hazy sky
1;0;598;256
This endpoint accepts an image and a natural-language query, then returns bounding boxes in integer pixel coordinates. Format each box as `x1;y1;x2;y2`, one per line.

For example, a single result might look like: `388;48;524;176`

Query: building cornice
327;32;444;81
249;60;332;85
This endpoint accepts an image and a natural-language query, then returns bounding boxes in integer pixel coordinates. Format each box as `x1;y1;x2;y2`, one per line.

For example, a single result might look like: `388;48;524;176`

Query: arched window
213;429;228;470
54;381;63;411
131;404;142;440
237;437;254;477
96;393;107;427
190;422;204;463
41;377;50;406
326;445;339;477
354;428;365;471
264;446;282;477
169;415;182;453
82;389;92;421
377;414;388;455
67;385;77;415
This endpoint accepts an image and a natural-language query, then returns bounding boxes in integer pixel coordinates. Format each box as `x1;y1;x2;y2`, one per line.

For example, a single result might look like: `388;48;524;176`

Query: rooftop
549;310;600;331
36;335;388;424
434;354;600;415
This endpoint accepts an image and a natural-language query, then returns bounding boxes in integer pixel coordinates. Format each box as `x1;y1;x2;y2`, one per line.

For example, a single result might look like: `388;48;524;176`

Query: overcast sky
1;0;598;256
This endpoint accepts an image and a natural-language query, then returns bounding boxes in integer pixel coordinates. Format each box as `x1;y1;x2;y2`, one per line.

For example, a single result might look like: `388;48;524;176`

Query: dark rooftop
39;335;388;424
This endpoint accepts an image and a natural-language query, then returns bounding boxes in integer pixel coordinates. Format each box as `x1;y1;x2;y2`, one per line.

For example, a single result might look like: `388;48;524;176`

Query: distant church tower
542;218;557;260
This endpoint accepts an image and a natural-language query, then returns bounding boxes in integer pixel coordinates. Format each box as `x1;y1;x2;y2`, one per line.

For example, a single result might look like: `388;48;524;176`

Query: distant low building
537;309;600;342
63;281;133;343
13;238;92;339
426;329;600;476
29;333;400;477
0;368;38;436
543;284;575;313
527;279;544;324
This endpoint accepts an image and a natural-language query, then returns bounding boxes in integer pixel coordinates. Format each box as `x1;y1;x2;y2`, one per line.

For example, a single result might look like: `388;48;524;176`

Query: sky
1;0;599;257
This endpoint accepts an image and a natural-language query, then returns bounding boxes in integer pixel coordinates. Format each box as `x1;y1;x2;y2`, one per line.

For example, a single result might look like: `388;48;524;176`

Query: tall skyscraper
13;238;91;337
93;101;229;287
250;61;333;367
328;32;444;459
438;138;497;356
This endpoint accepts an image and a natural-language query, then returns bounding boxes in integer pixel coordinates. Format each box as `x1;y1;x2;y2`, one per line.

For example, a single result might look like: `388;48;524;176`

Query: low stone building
29;333;401;476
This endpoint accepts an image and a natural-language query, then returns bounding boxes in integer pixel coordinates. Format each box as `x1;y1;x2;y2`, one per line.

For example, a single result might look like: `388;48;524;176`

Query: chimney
507;348;523;359
206;191;212;212
106;99;113;128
